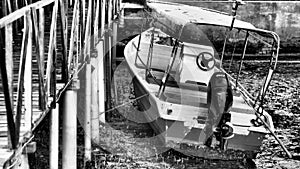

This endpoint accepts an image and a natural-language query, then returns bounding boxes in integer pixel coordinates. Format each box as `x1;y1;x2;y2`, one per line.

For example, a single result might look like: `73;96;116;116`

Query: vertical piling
84;62;92;164
106;0;112;111
62;81;79;169
112;21;117;68
50;104;59;169
91;56;100;144
83;0;93;164
97;40;105;123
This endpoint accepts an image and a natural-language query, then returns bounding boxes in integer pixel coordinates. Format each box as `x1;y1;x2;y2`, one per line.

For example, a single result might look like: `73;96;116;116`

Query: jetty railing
0;0;121;168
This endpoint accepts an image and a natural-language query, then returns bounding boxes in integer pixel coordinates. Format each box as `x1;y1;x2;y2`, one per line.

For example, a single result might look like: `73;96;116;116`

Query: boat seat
146;70;207;92
174;43;215;86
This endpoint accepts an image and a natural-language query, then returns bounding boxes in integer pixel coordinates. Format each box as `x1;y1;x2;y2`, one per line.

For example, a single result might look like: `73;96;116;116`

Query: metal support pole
97;40;105;123
50;104;59;169
62;81;79;169
84;62;92;163
91;57;100;144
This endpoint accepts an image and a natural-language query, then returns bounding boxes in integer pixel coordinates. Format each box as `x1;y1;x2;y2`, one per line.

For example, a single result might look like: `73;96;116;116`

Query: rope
55;61;87;103
92;93;149;120
5;135;35;169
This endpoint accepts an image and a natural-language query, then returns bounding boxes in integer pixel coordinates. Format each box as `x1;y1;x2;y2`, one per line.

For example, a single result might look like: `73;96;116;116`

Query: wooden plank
31;7;46;111
0;0;55;29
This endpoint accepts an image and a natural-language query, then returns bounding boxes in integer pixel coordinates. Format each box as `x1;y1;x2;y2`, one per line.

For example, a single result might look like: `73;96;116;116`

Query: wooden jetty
0;0;121;168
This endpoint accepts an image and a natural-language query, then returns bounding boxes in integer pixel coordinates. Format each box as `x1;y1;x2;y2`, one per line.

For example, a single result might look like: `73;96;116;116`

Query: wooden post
107;0;112;25
105;0;112;110
50;104;59;169
113;0;117;18
5;24;13;111
59;0;69;82
67;0;79;71
39;8;45;73
15;12;30;149
97;40;105;123
0;13;16;150
112;21;117;69
94;0;100;43
5;20;14;150
24;12;33;133
2;0;7;17
119;6;124;28
46;0;58;99
31;7;46;111
39;8;46;110
100;0;106;37
82;0;86;28
4;0;13;108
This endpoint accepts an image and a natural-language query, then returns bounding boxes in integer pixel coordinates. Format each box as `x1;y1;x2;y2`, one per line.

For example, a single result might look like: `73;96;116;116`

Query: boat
123;0;279;159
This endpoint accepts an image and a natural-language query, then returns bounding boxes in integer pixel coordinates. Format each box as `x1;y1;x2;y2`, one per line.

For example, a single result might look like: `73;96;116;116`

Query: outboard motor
204;72;234;149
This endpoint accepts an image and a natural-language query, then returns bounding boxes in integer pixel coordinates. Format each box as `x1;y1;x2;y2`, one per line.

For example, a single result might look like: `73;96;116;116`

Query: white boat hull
124;28;273;158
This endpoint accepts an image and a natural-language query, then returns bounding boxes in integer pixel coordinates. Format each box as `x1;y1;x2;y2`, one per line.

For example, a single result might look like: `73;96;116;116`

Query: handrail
0;0;121;167
0;0;55;28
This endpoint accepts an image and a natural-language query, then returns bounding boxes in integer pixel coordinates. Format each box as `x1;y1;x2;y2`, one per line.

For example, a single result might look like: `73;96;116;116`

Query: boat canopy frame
143;0;280;110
